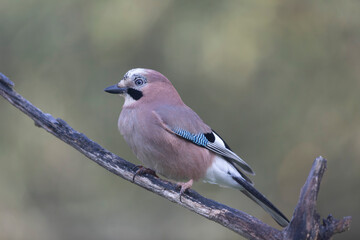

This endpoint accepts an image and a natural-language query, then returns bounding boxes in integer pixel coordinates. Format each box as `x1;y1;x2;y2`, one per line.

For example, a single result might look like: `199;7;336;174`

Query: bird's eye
134;78;144;86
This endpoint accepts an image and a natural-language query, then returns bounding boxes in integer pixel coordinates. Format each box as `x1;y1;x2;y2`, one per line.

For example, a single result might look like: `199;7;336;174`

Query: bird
104;68;289;227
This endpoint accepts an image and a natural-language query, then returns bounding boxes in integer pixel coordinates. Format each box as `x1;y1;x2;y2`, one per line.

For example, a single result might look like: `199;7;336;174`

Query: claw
132;165;158;182
177;179;193;202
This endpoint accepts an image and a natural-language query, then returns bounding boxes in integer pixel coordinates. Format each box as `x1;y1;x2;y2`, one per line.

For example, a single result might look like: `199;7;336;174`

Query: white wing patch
207;132;254;175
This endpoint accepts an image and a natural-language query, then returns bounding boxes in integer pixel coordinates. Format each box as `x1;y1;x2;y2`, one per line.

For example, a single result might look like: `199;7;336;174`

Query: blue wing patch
170;127;254;175
172;127;209;147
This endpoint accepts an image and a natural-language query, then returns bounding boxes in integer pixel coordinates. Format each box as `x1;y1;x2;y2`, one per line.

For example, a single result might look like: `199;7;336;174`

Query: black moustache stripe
127;88;143;100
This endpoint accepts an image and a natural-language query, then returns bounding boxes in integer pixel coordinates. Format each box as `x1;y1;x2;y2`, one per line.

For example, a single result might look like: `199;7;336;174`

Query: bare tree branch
0;73;351;239
283;157;352;239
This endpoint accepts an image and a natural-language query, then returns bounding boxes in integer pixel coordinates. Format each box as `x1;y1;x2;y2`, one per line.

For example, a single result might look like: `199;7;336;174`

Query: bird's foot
132;165;158;182
177;179;193;202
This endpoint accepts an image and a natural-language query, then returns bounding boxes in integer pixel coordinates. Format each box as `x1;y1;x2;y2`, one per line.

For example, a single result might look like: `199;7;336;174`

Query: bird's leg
177;179;193;202
132;165;158;182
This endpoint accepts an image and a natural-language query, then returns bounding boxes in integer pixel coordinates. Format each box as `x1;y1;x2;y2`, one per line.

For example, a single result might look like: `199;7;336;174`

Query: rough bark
0;73;351;239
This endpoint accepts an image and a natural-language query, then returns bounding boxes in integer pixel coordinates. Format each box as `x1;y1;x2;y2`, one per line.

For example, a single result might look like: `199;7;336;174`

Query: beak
104;84;127;94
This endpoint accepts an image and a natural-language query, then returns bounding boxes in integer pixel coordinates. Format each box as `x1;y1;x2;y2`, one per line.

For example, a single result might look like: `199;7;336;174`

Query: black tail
233;176;289;227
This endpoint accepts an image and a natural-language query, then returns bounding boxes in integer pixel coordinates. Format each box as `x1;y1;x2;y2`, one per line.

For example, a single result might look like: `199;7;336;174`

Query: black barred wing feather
171;127;210;147
171;127;254;175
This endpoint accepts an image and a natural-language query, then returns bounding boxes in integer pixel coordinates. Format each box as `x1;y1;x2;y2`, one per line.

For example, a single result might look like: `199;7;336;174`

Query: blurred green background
0;0;359;239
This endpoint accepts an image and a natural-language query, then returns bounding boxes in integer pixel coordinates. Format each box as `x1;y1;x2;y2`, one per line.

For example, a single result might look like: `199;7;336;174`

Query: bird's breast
118;107;213;181
118;107;140;151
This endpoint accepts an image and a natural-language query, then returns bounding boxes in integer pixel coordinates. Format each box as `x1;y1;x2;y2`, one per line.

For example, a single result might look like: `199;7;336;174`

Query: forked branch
0;73;351;239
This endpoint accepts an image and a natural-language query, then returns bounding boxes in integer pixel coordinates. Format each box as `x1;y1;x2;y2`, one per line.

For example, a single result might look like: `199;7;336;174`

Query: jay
105;68;289;227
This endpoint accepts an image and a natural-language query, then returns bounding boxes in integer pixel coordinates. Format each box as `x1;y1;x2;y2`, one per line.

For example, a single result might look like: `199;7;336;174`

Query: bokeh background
0;1;359;239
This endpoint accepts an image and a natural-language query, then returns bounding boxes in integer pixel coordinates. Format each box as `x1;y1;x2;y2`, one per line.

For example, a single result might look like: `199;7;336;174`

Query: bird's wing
152;106;254;175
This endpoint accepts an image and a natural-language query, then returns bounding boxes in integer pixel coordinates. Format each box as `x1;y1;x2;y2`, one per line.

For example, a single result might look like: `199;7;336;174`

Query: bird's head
105;68;181;107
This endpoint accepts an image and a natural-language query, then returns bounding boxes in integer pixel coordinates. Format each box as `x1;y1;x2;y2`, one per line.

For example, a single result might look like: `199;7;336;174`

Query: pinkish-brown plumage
105;68;289;227
118;69;212;180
